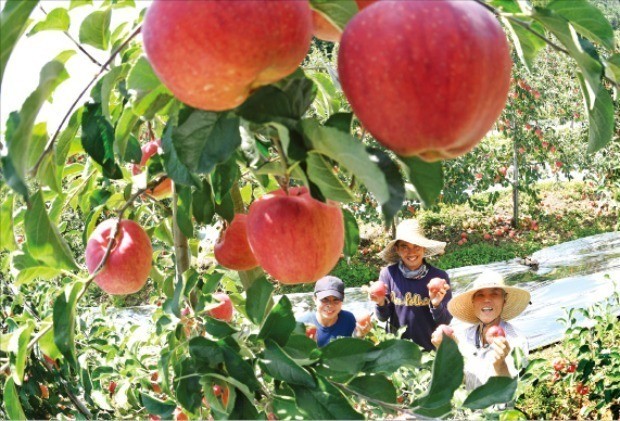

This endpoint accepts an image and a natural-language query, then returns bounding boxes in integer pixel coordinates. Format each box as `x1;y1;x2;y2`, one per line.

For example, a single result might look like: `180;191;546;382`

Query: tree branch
39;5;105;68
30;24;142;177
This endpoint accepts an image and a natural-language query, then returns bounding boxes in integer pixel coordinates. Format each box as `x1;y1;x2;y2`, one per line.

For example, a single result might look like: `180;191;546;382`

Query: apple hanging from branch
131;139;172;200
246;187;344;284
338;0;512;161
214;214;259;271
142;0;313;111
85;219;153;295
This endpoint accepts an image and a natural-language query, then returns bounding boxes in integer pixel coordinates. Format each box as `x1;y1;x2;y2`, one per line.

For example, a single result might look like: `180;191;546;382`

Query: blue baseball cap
314;276;345;300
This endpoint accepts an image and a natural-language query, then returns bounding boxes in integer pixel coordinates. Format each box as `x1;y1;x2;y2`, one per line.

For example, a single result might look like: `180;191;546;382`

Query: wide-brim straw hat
448;270;531;325
379;219;447;263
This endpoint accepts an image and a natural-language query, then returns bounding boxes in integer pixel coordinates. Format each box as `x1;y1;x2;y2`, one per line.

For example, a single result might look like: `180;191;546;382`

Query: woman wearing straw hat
367;219;452;351
435;270;530;390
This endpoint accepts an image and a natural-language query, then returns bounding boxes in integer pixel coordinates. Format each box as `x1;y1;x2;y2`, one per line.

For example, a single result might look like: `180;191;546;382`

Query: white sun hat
379;219;447;263
448;270;531;325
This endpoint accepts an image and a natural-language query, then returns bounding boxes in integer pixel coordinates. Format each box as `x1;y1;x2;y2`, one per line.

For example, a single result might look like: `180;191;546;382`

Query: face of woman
395;241;426;270
314;295;342;325
472;287;506;324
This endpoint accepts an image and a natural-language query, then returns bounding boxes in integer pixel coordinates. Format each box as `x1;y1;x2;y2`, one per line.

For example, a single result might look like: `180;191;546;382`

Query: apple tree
1;0;618;419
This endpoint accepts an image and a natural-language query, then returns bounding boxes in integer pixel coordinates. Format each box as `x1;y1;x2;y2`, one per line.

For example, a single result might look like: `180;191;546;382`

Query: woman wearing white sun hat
367;219;452;351
433;270;531;390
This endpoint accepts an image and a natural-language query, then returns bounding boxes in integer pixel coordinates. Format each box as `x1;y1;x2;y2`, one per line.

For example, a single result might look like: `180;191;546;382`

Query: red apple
338;0;511;161
355;312;372;327
39;384;49;399
312;0;378;42
174;407;189;421
305;324;317;340
131;139;172;200
86;219;152;295
427;278;446;294
485;325;506;344
143;1;312;111
208;293;234;322
368;280;387;299
552;358;566;372
483;233;493;241
246;187;344;284
108;381;117;395
214;214;259;271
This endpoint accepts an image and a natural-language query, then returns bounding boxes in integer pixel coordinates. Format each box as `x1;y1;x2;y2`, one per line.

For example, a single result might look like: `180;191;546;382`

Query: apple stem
271;135;290;193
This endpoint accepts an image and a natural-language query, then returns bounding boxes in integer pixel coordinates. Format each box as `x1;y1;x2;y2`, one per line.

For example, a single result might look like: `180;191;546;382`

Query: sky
0;0;148;140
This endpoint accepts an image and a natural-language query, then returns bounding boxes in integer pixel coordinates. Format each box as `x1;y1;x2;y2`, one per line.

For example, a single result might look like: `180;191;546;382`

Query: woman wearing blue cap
298;276;371;347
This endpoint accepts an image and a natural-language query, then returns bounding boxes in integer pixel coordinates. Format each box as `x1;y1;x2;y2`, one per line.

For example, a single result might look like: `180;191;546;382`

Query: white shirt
454;320;529;391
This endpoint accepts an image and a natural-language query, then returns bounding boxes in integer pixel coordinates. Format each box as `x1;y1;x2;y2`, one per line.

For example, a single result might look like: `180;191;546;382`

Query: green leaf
261;340;316;387
38;321;63;360
191;179;215;225
306;153;355;202
463;376;518;409
214;191;235;223
245;276;274;325
175;359;203;413
28;7;70;36
309;0;358;32
211;156;239;204
189;337;224;368
24;190;77;270
141;393;176;419
321;338;375;374
258;296;296;347
1;155;29;199
173;110;241;175
114;106;140;160
292;377;363;420
203;317;238;338
547;0;615;50
175;184;194;238
604;54;620;84
6;59;69;185
302;119;389;204
81;102;123;179
363;339;422;374
237;71;316;126
0;0;38;89
53;282;83;369
126;57;173;118
533;7;603;108
8;320;34;385
0;194;16;251
416;336;463;409
4;377;27;420
100;64;129;122
576;73;614;153
342;209;359;257
367;147;405;222
284;334;319;363
69;0;92;9
503;19;547;72
79;8;111;50
162;118;199;187
12;251;63;286
347;374;397;404
221;344;261;391
56;108;82;165
399;156;443;207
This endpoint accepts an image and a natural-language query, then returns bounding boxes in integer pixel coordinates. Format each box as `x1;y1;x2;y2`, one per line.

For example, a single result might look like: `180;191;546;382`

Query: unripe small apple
214;214;259;271
485;325;506;344
208;293;234;322
131;139;172;200
86;219;153;295
427;278;446;294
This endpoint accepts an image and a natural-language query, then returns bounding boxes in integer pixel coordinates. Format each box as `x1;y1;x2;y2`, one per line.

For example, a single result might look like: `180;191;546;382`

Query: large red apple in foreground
143;0;313;111
131;139;172;200
246;187;344;284
312;0;377;42
86;219;153;295
214;214;259;271
338;0;511;161
208;293;234;322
